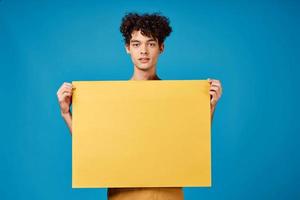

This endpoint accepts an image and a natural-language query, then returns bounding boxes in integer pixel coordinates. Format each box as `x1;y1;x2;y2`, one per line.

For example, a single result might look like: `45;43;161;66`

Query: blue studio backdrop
0;0;299;199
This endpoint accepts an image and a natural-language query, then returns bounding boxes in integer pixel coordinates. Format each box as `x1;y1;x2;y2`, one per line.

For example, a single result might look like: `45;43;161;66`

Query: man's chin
136;65;153;71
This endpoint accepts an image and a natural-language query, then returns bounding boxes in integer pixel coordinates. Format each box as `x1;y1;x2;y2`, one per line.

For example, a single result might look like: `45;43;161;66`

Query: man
56;12;222;200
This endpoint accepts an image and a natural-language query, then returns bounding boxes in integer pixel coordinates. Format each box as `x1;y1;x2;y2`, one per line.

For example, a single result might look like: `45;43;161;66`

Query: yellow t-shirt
108;187;184;200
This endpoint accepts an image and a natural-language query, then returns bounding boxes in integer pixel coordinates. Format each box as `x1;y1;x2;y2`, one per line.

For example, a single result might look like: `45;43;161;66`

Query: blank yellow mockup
72;80;211;188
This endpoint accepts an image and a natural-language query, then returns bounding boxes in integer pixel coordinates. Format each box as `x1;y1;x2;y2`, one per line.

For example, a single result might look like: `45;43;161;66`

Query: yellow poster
72;80;211;188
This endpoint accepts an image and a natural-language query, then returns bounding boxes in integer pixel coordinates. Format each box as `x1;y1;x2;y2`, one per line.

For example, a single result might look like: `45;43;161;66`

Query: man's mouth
139;58;150;63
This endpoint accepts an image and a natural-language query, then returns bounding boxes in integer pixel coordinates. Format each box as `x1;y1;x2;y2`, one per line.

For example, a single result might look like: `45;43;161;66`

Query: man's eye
132;43;139;47
149;43;156;47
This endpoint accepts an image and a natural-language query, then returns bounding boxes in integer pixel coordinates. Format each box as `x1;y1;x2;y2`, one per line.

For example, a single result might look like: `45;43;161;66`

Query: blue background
1;0;299;199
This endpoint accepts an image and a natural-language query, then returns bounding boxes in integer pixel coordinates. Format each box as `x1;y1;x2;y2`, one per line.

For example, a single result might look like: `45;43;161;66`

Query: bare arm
211;105;216;122
62;112;72;135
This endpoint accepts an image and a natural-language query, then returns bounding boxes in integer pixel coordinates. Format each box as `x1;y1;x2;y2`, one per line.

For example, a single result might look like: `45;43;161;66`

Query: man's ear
159;43;165;53
125;44;130;54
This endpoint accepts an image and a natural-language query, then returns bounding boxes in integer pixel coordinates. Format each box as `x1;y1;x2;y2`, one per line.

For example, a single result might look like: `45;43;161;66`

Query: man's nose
140;44;148;54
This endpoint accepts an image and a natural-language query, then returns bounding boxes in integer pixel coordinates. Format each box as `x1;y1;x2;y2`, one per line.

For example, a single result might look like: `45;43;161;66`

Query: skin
56;29;223;134
126;30;164;80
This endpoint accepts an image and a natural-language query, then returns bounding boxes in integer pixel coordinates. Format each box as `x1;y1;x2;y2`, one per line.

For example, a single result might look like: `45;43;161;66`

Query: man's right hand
56;82;75;115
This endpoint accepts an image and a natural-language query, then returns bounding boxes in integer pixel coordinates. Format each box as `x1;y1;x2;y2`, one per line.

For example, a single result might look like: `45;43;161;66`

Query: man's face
125;30;164;71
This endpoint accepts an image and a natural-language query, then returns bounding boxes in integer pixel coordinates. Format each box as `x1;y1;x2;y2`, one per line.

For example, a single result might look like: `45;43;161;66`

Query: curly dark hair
120;12;172;46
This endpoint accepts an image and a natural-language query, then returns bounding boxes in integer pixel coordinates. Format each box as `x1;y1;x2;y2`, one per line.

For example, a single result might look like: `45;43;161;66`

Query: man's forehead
130;30;157;42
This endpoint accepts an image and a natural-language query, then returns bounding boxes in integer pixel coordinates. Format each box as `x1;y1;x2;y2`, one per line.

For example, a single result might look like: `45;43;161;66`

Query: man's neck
130;65;160;80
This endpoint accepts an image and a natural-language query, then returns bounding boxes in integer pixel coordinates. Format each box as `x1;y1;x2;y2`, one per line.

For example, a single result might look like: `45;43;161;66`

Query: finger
64;82;76;91
59;82;72;91
57;85;64;95
57;83;72;95
210;85;220;92
59;92;72;101
210;89;221;98
210;88;221;99
61;91;71;97
208;78;220;82
211;86;221;96
211;88;221;97
209;92;217;104
65;83;76;91
212;84;222;95
209;90;217;96
57;87;72;97
211;81;221;87
59;87;72;94
210;91;219;104
208;79;220;87
210;81;222;94
64;82;72;87
211;82;221;87
209;91;217;100
64;83;73;89
213;83;222;95
57;91;72;99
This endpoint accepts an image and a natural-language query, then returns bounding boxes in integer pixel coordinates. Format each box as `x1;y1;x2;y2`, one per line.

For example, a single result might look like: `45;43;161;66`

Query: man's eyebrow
130;40;140;43
130;39;157;43
147;39;157;42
